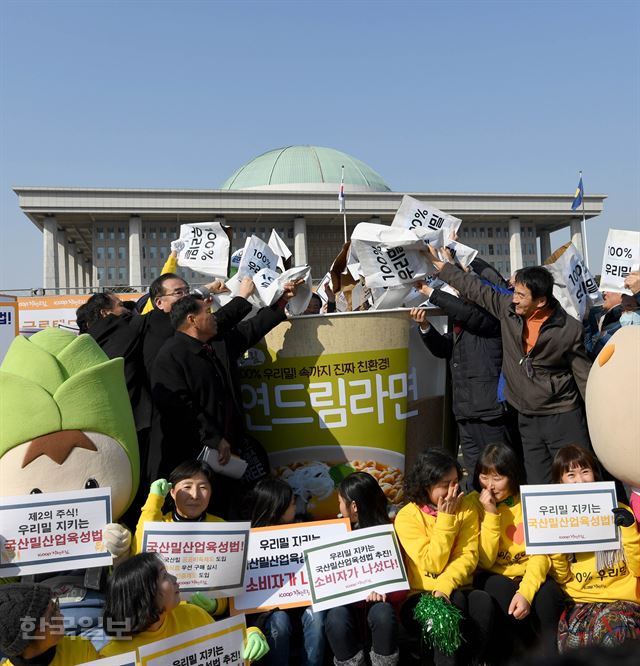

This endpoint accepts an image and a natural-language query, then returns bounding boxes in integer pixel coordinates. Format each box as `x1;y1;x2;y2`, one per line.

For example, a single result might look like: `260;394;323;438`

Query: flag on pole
571;174;584;210
339;165;346;213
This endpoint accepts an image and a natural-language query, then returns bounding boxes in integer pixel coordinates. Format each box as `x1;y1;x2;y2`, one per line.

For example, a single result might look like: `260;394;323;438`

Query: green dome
221;145;391;192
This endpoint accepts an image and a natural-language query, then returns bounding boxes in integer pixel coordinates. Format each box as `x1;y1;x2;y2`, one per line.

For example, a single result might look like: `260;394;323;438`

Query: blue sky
1;0;638;289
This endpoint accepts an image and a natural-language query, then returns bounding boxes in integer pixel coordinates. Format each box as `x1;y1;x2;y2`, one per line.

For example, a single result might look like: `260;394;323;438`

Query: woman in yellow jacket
132;459;227;617
471;442;569;661
0;584;98;666
100;552;269;663
552;445;640;651
395;449;493;666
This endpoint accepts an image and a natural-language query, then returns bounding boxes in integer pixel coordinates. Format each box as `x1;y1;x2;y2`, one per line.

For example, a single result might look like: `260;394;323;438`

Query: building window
149;246;157;259
108;226;115;240
118;227;126;239
143;266;147;280
471;228;477;238
150;267;158;279
160;227;167;240
107;247;115;260
96;247;105;260
160;247;167;260
107;267;114;281
97;267;105;281
479;228;485;238
488;228;493;238
96;227;104;240
118;267;127;282
496;229;502;238
488;244;494;255
149;227;157;240
118;246;126;260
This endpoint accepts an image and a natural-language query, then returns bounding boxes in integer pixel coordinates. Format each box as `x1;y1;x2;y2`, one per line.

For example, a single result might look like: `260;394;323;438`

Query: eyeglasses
162;287;189;298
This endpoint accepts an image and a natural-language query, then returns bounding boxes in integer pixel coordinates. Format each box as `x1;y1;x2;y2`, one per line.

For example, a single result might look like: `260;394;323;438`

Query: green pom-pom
413;592;464;656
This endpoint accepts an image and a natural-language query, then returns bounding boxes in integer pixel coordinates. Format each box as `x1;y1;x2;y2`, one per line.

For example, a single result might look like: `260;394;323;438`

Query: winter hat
0;583;52;657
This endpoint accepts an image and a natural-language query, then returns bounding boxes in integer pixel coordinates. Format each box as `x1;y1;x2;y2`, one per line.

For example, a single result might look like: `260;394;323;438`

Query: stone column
539;230;552;263
67;243;78;291
508;217;523;272
129;215;143;287
570;219;585;257
55;228;68;291
293;216;308;265
42;216;58;290
82;259;91;290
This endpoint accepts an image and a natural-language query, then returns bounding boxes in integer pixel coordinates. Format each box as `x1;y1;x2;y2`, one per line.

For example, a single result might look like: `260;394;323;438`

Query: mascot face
0;329;139;520
586;325;640;488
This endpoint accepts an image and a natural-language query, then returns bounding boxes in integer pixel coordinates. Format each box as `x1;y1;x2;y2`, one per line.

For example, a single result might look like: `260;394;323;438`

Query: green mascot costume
0;328;139;633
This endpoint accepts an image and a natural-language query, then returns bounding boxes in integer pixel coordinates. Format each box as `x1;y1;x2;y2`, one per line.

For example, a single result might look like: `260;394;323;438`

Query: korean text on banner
141;521;250;597
391;195;462;244
0;488;112;576
599;229;640;294
521;482;619;555
544;242;603;321
137;614;246;666
304;524;409;612
237;235;279;279
231;518;351;615
177;222;231;278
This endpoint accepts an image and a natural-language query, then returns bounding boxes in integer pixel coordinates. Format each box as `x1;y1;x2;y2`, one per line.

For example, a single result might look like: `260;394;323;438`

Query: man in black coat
149;283;299;482
410;278;515;488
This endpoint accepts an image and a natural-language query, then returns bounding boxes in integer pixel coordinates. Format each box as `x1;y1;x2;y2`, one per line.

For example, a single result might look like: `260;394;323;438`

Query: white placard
176;222;231;277
79;654;136;666
237;235;279;279
137;614;246;666
0;488;113;576
546;243;603;321
391;195;462;244
599;228;640;294
141;521;250;597
304;524;409;612
231;518;350;614
521;482;620;555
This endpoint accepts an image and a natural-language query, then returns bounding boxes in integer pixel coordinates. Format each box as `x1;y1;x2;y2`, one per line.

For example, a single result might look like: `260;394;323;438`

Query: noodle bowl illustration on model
273;447;405;519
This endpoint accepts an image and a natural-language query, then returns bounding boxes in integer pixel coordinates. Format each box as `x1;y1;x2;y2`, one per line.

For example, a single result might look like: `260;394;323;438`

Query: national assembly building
14;145;606;292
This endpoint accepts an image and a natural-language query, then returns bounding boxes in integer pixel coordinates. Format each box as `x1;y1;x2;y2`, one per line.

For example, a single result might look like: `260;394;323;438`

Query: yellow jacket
100;604;264;660
2;636;98;666
100;603;212;658
562;503;640;604
132;492;227;615
140;254;178;314
470;491;569;603
394;496;479;597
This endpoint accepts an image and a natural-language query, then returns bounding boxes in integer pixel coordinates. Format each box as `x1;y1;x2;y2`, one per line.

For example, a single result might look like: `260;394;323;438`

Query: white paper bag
546;243;602;321
443;240;478;270
176;222;230;277
391;195;462;245
351;238;429;288
237;235;279;279
268;229;292;272
599;229;640;294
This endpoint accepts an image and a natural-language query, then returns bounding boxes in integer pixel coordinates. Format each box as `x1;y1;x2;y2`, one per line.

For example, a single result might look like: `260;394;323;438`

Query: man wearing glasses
427;248;592;485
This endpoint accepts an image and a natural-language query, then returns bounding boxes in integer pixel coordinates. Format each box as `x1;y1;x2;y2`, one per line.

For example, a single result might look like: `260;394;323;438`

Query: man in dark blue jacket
410;269;517;488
